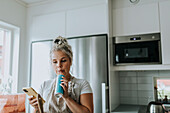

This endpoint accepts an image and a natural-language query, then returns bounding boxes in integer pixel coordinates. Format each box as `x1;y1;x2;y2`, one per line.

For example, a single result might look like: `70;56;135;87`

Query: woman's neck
66;73;72;81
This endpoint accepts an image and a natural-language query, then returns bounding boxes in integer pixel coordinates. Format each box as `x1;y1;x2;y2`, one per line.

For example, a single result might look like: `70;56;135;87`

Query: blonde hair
50;36;73;63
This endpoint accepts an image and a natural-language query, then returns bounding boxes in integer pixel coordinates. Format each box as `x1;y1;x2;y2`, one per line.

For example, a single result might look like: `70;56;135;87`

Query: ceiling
18;0;48;5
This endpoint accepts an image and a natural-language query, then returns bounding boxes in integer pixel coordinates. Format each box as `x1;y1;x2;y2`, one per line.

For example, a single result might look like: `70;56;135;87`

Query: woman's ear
71;61;72;66
69;58;72;65
70;65;73;75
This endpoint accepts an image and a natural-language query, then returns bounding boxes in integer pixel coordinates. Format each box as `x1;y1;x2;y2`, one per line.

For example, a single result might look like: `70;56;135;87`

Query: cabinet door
112;3;160;36
32;12;66;40
159;1;170;64
66;4;107;37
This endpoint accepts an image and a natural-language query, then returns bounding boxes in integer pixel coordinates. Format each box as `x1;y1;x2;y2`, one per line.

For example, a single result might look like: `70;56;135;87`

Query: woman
28;36;93;113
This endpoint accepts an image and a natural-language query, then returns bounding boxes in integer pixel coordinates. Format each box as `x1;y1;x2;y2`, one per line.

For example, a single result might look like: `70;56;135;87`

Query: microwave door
115;41;160;65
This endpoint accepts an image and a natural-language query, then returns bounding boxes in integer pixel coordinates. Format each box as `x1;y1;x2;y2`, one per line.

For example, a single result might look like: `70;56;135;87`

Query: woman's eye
61;60;66;62
53;61;57;63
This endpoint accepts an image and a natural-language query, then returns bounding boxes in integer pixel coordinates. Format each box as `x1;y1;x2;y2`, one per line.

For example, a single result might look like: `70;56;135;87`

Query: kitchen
0;0;170;113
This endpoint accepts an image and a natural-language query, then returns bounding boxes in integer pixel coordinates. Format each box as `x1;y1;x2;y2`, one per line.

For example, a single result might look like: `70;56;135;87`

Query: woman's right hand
28;96;39;111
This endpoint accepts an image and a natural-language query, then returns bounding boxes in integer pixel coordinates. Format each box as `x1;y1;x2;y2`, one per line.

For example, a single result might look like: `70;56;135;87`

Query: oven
114;33;162;65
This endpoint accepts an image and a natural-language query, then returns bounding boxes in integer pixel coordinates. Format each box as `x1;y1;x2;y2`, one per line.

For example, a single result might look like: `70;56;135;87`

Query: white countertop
111;105;140;113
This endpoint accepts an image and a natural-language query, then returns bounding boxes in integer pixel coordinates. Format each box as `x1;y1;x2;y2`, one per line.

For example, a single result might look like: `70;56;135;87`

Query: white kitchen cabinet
112;3;160;36
66;4;107;37
159;1;170;65
32;12;66;40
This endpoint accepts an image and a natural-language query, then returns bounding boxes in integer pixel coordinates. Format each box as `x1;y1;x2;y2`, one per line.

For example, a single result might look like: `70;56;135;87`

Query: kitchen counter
111;105;140;113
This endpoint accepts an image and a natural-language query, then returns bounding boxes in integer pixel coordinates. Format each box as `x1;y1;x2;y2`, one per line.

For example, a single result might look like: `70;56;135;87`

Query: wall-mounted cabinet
66;4;107;37
32;12;66;40
111;1;170;71
159;1;170;65
31;4;107;40
112;3;160;36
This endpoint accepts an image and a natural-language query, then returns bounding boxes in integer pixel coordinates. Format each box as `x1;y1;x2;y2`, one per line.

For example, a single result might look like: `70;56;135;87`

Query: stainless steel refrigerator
30;34;109;113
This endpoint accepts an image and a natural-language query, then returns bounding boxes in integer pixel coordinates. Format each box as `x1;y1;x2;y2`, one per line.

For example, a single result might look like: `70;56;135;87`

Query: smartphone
22;87;45;103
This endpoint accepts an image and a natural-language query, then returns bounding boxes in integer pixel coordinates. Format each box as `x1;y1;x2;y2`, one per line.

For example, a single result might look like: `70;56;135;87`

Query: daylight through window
157;79;170;103
0;28;12;94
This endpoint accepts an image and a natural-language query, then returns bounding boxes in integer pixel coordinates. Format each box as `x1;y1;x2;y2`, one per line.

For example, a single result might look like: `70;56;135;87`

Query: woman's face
51;50;71;77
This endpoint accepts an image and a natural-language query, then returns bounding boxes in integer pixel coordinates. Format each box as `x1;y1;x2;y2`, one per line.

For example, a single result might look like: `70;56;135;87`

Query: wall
109;71;120;110
118;70;170;105
0;0;27;93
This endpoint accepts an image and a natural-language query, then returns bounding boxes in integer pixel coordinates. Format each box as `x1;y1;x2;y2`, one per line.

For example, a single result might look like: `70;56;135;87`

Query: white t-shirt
38;77;92;104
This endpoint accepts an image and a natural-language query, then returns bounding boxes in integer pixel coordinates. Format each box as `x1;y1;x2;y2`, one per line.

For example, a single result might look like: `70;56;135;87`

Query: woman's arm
63;93;93;113
61;77;93;113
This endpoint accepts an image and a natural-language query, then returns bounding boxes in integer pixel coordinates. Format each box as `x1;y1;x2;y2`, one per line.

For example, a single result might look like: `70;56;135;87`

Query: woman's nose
56;62;62;67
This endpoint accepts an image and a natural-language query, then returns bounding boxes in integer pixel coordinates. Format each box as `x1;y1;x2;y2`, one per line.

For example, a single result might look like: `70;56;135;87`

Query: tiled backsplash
119;70;170;105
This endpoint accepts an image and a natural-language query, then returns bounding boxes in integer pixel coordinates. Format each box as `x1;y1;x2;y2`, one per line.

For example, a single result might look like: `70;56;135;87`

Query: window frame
154;77;170;102
0;21;20;94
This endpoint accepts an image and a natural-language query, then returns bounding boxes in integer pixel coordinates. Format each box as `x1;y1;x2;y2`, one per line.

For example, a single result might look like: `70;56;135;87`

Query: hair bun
51;36;73;63
53;36;68;46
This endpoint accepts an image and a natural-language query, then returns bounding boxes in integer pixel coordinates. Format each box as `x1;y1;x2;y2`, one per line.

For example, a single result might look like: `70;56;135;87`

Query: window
0;21;20;94
155;77;170;103
0;28;12;94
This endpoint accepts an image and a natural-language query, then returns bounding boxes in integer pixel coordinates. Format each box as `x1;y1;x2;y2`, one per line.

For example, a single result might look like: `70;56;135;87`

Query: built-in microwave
114;33;162;65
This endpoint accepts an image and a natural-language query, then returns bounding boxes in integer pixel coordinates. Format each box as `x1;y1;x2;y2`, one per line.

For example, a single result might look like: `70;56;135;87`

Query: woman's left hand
60;77;69;98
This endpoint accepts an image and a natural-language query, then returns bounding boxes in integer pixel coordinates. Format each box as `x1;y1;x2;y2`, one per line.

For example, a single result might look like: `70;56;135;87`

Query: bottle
54;74;64;97
163;95;168;103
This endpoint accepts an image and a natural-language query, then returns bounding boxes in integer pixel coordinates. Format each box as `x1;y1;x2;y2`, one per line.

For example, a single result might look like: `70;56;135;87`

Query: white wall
110;71;120;111
0;0;27;93
118;70;170;105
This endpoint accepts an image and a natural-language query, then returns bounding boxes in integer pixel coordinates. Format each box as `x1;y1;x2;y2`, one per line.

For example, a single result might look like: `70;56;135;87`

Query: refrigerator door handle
102;83;109;113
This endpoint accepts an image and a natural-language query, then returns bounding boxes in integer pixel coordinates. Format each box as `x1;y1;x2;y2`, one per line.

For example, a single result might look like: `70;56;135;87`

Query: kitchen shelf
110;64;170;71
